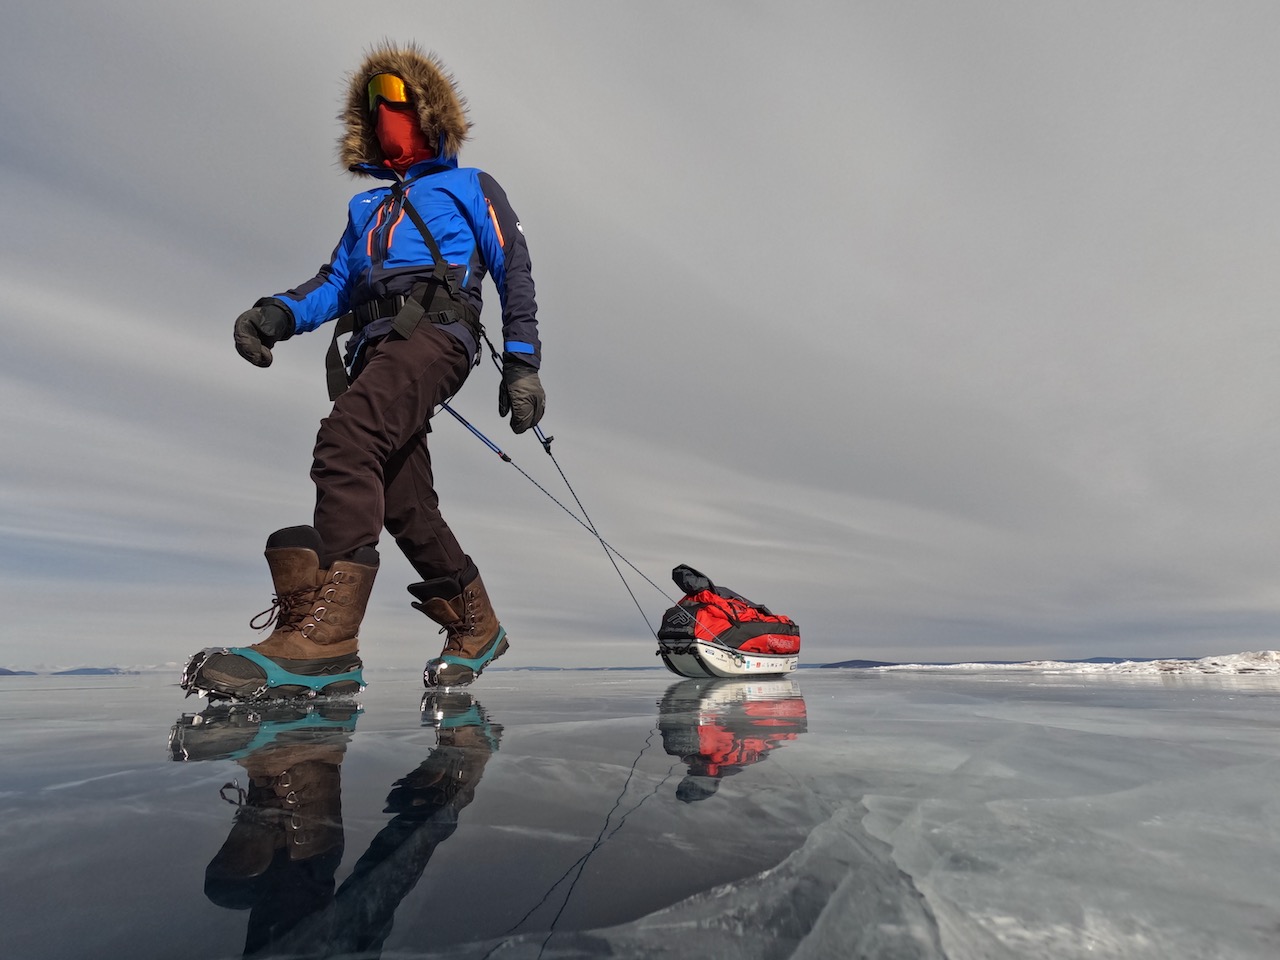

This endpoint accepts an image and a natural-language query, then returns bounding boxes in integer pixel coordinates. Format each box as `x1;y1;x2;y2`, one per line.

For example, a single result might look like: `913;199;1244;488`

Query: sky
2;1;1278;670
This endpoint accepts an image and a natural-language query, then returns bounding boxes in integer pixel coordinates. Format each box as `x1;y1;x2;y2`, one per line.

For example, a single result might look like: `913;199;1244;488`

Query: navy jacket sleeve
474;172;540;368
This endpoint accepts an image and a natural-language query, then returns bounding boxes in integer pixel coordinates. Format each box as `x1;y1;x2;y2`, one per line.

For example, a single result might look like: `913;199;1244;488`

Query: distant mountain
51;667;141;676
0;667;38;676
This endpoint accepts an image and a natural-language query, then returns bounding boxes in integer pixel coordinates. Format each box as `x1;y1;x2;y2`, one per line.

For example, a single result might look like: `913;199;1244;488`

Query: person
182;41;544;701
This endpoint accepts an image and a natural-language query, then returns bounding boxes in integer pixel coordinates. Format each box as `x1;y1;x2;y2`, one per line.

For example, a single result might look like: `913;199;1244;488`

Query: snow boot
409;569;509;688
181;526;377;701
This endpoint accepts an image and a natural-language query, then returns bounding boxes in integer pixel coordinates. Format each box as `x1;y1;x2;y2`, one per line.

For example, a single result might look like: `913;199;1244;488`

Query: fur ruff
339;41;470;174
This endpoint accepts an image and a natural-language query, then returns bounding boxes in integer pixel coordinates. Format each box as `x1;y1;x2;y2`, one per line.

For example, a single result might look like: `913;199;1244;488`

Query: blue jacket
270;157;540;367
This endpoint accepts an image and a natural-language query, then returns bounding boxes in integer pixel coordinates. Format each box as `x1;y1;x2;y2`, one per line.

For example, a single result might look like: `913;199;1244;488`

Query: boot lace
438;590;478;652
250;586;317;632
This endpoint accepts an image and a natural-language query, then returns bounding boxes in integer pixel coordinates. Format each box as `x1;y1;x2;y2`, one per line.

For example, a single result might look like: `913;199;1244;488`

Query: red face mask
375;103;435;173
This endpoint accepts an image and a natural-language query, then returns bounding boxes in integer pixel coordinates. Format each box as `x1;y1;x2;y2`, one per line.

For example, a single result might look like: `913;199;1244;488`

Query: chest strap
324;179;484;401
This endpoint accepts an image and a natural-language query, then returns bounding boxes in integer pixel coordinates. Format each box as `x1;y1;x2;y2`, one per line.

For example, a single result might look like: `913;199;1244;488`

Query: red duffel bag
657;565;800;655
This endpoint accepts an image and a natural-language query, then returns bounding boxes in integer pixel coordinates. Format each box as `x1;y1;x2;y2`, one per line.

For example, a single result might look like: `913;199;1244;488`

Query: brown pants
311;322;473;579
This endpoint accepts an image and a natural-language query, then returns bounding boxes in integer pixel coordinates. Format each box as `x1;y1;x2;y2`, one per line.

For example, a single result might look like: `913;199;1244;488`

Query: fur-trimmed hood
339;41;470;175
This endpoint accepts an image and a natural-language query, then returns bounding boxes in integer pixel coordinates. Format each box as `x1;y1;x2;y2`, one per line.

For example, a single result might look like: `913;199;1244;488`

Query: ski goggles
367;73;409;111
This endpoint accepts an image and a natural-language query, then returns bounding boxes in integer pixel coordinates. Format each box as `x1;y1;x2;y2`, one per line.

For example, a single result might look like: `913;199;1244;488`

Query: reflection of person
170;693;500;958
181;41;543;702
658;678;808;802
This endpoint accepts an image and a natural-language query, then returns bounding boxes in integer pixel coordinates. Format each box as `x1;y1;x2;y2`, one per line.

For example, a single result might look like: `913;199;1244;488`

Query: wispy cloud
3;1;1278;669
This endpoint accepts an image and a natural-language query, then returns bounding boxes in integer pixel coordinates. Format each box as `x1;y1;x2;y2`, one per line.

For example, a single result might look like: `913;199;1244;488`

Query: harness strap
325;313;356;402
392;180;453;292
392;283;481;336
324;181;484;401
385;180;483;342
352;295;406;326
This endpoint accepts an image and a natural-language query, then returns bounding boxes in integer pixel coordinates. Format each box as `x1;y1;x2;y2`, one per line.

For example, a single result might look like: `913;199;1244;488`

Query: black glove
233;300;295;367
498;353;545;434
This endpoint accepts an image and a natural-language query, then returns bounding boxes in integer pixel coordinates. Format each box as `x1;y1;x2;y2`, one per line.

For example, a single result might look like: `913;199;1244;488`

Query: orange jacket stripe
486;199;505;248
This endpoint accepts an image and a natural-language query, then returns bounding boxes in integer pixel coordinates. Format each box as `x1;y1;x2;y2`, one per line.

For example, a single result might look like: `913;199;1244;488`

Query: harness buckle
351;295;408;328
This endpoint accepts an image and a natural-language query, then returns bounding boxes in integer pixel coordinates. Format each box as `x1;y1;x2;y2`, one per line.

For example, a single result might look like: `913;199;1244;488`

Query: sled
656;565;800;679
658;638;799;678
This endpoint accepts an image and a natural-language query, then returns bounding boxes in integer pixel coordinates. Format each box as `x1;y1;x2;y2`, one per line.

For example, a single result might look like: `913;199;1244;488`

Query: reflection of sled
659;677;807;801
682;676;806;709
658;639;799;679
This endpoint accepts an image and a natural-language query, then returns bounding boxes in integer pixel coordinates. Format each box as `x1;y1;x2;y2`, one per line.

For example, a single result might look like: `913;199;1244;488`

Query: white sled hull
658;639;798;679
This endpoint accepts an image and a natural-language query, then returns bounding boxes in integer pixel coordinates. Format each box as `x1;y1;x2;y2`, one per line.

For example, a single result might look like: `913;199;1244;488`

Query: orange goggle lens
367;73;409;111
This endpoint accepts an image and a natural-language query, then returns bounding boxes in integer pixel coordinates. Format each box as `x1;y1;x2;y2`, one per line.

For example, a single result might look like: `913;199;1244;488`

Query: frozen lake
2;667;1279;959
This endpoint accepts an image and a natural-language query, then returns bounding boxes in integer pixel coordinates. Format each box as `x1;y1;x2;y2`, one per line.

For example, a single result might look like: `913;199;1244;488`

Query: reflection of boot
386;696;501;815
207;754;347;955
181;526;376;701
410;568;509;688
424;690;503;747
207;756;345;879
173;701;356;956
168;700;361;763
170;702;357;873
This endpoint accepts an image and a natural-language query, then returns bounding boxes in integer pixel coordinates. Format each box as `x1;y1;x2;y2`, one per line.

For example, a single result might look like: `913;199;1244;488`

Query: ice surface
2;666;1280;959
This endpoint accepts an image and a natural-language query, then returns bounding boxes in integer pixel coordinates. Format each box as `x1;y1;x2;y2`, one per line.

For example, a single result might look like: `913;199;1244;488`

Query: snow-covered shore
870;651;1280;675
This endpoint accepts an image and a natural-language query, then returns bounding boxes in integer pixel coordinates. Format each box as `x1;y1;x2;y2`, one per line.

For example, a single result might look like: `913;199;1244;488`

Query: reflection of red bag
694;700;807;774
657;565;800;655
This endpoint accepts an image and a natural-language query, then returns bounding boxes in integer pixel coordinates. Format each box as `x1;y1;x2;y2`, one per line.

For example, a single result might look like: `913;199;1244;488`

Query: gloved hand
498;353;545;434
233;300;295;367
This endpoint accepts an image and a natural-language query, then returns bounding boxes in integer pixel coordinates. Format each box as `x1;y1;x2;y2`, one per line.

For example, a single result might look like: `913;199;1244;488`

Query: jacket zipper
375;193;404;265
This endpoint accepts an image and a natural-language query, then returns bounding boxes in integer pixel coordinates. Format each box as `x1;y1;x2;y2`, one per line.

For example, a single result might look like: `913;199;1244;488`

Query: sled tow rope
439;401;746;657
438;401;667;641
442;337;745;654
